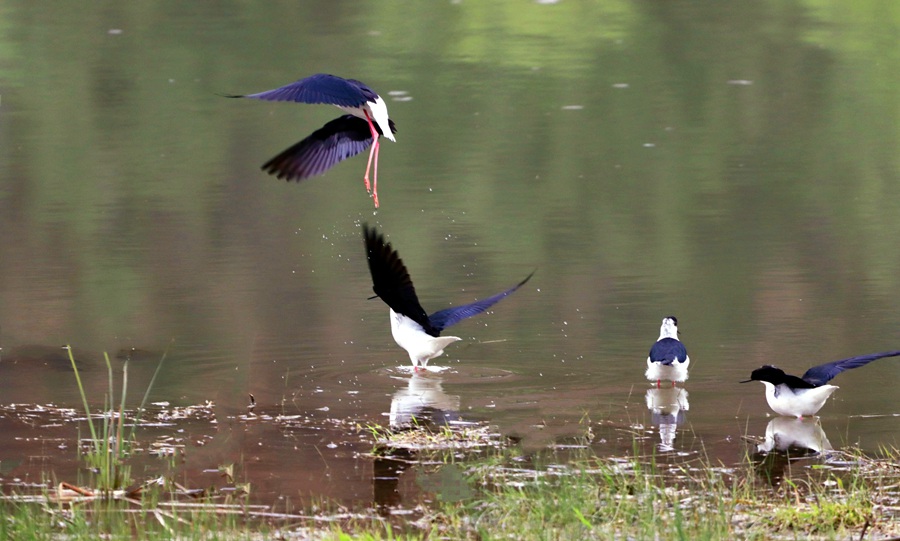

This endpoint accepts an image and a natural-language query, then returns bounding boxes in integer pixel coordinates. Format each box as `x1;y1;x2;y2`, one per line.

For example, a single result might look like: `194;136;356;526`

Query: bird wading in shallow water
645;316;690;388
741;350;900;418
228;73;395;208
362;224;533;370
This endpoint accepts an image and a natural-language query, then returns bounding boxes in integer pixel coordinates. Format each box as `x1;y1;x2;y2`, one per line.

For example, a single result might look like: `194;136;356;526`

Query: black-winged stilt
646;316;690;387
229;74;395;208
362;224;533;370
741;350;900;418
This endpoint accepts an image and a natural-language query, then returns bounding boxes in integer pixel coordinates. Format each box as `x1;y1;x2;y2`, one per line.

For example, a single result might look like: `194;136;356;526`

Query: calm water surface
1;0;898;510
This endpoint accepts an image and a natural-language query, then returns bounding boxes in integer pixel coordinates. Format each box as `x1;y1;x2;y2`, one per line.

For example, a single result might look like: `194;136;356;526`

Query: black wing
801;350;900;386
363;224;438;336
649;338;688;365
262;116;396;181
427;272;534;332
229;73;378;107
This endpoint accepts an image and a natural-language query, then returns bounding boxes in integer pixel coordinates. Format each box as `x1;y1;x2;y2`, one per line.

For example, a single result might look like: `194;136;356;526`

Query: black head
740;365;787;384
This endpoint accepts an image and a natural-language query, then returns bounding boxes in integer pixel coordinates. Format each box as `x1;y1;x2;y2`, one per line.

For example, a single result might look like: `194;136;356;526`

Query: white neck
658;320;678;340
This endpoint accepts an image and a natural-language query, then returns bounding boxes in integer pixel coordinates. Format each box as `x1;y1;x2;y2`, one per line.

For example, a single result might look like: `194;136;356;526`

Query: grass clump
405;443;900;540
66;345;168;493
428;456;738;540
767;476;873;536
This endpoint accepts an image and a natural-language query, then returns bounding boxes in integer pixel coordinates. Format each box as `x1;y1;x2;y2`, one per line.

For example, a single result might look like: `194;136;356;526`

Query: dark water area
1;0;899;513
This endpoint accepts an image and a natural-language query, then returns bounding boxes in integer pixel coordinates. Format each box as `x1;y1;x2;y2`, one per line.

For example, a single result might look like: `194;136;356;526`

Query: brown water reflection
0;362;890;514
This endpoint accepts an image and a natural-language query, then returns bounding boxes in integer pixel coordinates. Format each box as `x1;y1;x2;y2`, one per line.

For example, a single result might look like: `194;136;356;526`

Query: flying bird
363;224;533;369
646;316;690;387
741;350;900;418
228;73;396;208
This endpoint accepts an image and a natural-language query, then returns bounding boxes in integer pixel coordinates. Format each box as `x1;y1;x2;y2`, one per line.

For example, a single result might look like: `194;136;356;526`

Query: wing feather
427;272;534;332
261;116;380;181
231;73;378;107
801;350;900;386
363;224;437;336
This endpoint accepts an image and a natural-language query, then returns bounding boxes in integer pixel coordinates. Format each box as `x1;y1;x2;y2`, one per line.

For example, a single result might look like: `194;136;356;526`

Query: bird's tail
427;336;462;358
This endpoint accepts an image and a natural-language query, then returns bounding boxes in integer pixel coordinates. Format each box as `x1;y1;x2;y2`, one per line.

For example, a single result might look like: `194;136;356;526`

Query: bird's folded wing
649;339;687;364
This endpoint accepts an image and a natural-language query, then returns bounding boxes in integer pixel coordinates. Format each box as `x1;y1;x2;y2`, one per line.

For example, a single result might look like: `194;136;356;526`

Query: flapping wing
363;224;437;336
801;350;900;386
229;73;378;107
261;116;397;181
427;271;534;332
649;338;688;365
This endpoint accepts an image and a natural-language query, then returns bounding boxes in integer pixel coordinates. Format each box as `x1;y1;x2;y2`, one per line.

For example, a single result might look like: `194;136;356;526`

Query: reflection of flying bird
645;317;690;387
363;224;533;370
227;73;396;208
741;350;900;418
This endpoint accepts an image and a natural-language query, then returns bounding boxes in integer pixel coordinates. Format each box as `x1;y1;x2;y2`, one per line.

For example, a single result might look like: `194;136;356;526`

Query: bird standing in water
228;73;395;208
363;224;533;370
742;350;900;418
646;316;690;388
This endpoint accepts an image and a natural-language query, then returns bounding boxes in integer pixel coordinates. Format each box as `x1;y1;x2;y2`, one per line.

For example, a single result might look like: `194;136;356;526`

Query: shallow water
1;0;899;512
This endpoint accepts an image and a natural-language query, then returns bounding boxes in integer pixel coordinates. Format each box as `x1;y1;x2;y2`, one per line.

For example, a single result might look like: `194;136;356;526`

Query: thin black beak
367;294;379;300
739;379;753;384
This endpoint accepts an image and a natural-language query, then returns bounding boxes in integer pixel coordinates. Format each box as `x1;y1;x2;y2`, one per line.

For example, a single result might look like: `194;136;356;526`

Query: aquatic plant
66;345;168;492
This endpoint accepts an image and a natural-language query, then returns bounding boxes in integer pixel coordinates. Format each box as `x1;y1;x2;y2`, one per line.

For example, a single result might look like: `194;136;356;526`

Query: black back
649;338;688;366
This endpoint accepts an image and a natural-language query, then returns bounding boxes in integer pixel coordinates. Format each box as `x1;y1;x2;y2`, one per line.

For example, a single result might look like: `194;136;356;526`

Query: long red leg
363;143;376;193
363;112;380;206
371;139;381;208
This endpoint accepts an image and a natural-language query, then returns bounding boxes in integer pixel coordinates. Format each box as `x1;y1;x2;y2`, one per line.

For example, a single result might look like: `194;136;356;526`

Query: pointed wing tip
517;269;537;288
426;269;535;332
362;222;382;244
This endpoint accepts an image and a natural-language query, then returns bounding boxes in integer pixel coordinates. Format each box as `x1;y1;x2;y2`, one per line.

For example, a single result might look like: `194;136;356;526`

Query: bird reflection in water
645;387;689;452
757;417;833;455
389;370;461;430
752;417;833;485
374;371;463;513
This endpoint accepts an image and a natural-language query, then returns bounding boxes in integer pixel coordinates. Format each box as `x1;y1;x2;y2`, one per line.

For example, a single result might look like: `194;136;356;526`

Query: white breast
763;382;839;417
389;310;460;367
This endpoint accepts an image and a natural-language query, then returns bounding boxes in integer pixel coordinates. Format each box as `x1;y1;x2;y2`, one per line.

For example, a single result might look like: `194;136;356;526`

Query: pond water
1;0;899;514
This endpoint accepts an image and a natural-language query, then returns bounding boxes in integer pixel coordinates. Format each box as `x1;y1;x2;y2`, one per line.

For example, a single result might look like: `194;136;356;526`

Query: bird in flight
741;350;900;418
228;74;395;208
363;224;533;370
645;316;690;388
